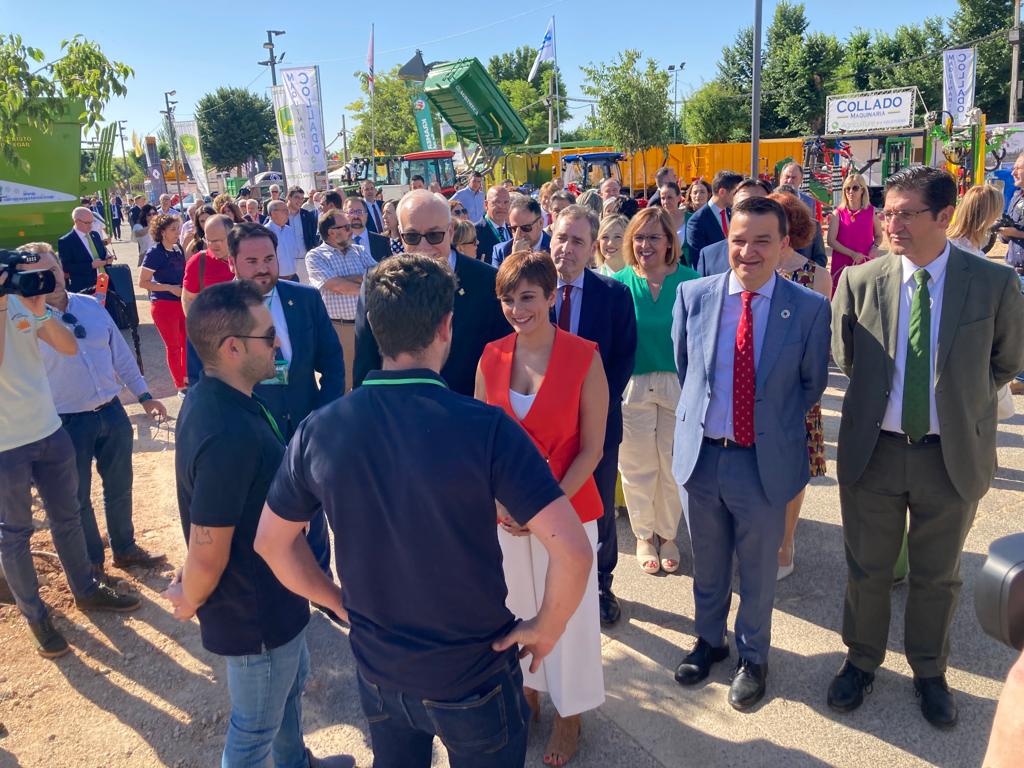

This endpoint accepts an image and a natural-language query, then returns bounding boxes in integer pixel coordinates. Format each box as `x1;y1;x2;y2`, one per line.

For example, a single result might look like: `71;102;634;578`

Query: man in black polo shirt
164;281;347;768
255;254;593;768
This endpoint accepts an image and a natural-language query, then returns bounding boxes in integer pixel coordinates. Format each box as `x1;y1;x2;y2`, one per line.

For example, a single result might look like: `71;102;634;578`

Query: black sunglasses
219;326;277;348
401;230;447;245
60;312;87;339
509;217;542;233
452;208;468;215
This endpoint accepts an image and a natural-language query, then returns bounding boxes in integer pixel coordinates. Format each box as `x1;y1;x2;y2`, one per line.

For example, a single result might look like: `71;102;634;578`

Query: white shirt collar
900;240;950;287
728;270;777;298
557;271;586;290
448;250;458;271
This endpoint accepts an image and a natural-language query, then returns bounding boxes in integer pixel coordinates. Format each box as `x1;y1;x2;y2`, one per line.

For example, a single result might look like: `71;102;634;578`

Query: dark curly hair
149;212;181;243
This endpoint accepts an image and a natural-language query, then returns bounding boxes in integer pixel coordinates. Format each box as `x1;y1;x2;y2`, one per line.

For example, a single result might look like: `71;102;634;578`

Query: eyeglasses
401;230;447;245
219;326;277;348
329;224;351;231
880;208;932;223
846;186;864;191
60;312;87;339
509;217;542;234
458;239;478;247
452;208;468;215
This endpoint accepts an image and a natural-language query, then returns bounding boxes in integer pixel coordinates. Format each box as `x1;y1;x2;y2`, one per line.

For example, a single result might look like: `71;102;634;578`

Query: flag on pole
528;17;556;82
367;27;375;96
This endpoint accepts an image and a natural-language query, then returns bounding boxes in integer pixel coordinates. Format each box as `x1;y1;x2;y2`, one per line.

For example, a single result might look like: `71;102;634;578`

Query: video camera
975;533;1024;650
993;214;1024;233
0;250;56;298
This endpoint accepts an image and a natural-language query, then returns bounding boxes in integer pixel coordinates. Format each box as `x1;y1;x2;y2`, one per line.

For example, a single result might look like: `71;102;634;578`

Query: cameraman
997;155;1024;268
0;247;140;660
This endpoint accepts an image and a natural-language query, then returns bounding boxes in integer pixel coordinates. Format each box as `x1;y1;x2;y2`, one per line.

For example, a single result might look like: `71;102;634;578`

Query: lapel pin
781;309;791;319
288;299;295;306
458;288;465;296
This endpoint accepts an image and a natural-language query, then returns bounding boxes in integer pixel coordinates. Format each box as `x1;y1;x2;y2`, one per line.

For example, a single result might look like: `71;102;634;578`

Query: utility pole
751;0;763;178
162;90;185;206
341;115;349;163
668;63;685;142
1011;1;1021;123
116;120;131;193
259;30;286;86
548;73;556;145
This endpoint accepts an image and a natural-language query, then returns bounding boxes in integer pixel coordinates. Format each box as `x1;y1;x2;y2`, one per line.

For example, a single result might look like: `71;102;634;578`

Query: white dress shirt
708;201;729;234
264;287;292;364
704;272;776;440
554;272;586;335
880;242;950;436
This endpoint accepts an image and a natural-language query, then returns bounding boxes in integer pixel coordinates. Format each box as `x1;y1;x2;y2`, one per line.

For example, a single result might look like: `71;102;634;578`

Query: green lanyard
361;377;447;388
258;402;286;444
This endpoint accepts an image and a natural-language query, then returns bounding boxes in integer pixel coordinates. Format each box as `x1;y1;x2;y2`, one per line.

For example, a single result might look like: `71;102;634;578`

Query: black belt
880;430;941;445
62;396;119;417
332;318;355;325
703;436;754;449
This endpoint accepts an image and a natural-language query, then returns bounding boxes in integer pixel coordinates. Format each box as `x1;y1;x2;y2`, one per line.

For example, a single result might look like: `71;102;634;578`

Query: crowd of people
1;157;1023;768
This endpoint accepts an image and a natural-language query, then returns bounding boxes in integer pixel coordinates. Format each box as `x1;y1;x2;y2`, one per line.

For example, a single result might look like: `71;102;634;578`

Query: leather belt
331;318;356;325
62;396;119;417
703;436;754;449
880;430;941;445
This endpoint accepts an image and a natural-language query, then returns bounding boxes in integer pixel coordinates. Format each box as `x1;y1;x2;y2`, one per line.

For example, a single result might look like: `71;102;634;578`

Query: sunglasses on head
401;230;447;245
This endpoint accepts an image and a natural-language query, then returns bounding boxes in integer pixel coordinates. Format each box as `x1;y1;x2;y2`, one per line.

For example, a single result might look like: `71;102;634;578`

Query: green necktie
901;268;931;442
84;234;106;274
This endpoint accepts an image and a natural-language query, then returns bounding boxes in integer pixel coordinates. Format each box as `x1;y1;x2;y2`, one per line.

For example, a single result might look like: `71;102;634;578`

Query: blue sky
7;0;961;157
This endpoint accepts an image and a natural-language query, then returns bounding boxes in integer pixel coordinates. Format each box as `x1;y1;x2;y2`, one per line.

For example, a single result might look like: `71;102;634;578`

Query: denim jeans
0;427;97;623
356;662;529;768
61;399;136;565
222;627;310;768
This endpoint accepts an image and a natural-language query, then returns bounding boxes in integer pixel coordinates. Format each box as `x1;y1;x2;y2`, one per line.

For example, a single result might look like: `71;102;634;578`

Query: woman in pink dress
826;172;883;294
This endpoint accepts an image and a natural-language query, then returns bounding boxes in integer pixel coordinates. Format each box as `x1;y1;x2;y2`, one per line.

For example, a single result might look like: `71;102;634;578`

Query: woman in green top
612;207;699;576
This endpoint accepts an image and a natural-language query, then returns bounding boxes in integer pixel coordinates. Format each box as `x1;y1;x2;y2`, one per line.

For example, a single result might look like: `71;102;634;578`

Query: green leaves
581;50;671;153
346;66;421;156
195;87;276;170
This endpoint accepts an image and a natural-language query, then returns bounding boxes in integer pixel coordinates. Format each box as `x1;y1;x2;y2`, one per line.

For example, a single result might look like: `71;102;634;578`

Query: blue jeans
0;428;97;623
222;627;310;768
61;399;136;565
356;662;529;768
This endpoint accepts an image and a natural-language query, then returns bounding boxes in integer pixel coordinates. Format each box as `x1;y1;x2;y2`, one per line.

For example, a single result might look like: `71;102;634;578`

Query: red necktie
558;285;572;332
720;208;729;235
732;290;756;446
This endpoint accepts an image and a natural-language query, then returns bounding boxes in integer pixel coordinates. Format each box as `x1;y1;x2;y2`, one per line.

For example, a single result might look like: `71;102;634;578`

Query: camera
975;533;1024;650
993;214;1024;233
0;250;57;298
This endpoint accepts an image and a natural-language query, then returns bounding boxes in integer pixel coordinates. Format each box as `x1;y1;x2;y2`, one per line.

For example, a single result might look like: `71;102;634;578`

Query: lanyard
258;402;286;444
361;377;447;388
485;217;505;241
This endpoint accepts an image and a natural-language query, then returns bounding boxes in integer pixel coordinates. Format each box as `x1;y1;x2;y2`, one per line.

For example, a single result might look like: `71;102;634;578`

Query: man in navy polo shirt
255;254;593;768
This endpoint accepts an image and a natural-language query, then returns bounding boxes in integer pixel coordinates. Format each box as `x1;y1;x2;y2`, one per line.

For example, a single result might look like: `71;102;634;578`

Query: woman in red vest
476;250;608;767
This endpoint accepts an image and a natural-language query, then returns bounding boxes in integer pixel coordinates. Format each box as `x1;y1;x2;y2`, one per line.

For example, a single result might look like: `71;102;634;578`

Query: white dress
498;389;605;717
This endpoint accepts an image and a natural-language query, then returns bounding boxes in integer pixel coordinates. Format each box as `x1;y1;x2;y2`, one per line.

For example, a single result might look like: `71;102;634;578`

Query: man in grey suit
671;196;831;710
828;166;1024;729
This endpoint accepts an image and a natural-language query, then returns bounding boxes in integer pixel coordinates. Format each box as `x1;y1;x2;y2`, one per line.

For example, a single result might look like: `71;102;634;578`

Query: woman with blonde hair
826;173;883;293
594;215;627;276
948;184;1004;256
539;181;556;226
611;207;699;575
451;219;480;260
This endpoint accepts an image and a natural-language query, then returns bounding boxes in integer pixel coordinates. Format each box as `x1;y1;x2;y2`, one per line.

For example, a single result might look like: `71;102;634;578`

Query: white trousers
619;372;684;542
499;520;604;717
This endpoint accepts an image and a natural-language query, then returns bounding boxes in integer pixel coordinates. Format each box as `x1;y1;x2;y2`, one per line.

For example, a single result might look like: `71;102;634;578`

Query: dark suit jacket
57;229;110;293
365;200;383;234
491;231;552;268
360;231;391;263
799;222;827;268
186;280;345;438
549;270;637;448
696;240;730;278
475;218;509;261
299;207;320;251
353;252;510;396
685;203;727;259
832;245;1024;501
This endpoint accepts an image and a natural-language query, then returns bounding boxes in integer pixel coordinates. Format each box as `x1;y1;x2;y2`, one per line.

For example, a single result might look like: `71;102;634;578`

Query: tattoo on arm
195;526;213;546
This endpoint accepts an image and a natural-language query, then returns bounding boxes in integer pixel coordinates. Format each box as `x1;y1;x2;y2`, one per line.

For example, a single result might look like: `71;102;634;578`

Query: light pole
668;62;685;142
116;120;131;193
259;30;286;86
751;0;763;178
162;90;185;206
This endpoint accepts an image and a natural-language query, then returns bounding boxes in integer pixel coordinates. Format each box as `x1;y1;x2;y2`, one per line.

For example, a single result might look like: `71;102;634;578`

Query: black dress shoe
728;659;767;711
828;661;875;713
914;675;957;729
112;544;167;569
599;590;621;626
674;637;729;686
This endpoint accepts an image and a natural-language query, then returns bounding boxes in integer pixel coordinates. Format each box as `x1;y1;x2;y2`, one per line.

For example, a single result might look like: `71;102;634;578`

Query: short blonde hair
16;241;55;254
838;173;869;211
622;206;680;268
595;215;627;268
947;184;1004;247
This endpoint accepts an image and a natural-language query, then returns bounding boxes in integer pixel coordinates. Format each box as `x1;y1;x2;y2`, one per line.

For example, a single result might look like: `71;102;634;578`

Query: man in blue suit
492;196;551;267
550;205;637;625
685;170;744;261
696;180;770;277
57;207;114;293
186;222;345;584
671;196;830;710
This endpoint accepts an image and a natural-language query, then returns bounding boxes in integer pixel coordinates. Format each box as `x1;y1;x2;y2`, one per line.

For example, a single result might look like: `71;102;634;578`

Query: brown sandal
544;713;581;766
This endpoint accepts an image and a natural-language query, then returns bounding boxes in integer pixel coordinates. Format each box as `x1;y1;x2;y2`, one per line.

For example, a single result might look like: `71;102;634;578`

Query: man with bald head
181;214;236;314
353;190;509;394
475;185;512;260
57;207;114;292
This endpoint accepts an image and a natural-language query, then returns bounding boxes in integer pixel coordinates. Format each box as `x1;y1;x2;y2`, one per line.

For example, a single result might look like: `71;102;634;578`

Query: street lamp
162;90;185;207
667;62;685;142
116;120;130;192
259;30;286;86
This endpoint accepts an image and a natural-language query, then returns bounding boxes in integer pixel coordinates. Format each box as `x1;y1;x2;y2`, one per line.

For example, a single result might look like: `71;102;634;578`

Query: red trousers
150;298;187;388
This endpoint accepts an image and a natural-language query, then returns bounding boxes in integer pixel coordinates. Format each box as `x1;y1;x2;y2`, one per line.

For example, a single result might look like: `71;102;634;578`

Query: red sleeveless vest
480;327;603;524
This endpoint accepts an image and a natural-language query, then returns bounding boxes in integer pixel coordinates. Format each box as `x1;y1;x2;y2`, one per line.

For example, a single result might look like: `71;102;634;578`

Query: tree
581;50;671;154
771;32;845;135
684;82;748;143
195;87;276;171
498;80;549;145
0;34;132;166
949;0;1013;122
346;66;419;157
717;27;755;92
487;46;569;142
867;19;949;115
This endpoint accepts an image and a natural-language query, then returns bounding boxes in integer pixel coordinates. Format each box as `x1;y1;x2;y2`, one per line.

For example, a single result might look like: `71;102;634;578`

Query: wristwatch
138;392;153;404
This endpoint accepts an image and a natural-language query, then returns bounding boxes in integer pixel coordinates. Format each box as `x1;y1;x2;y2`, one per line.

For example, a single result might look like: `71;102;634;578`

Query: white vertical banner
943;48;976;127
173;120;210;197
275;66;328;191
